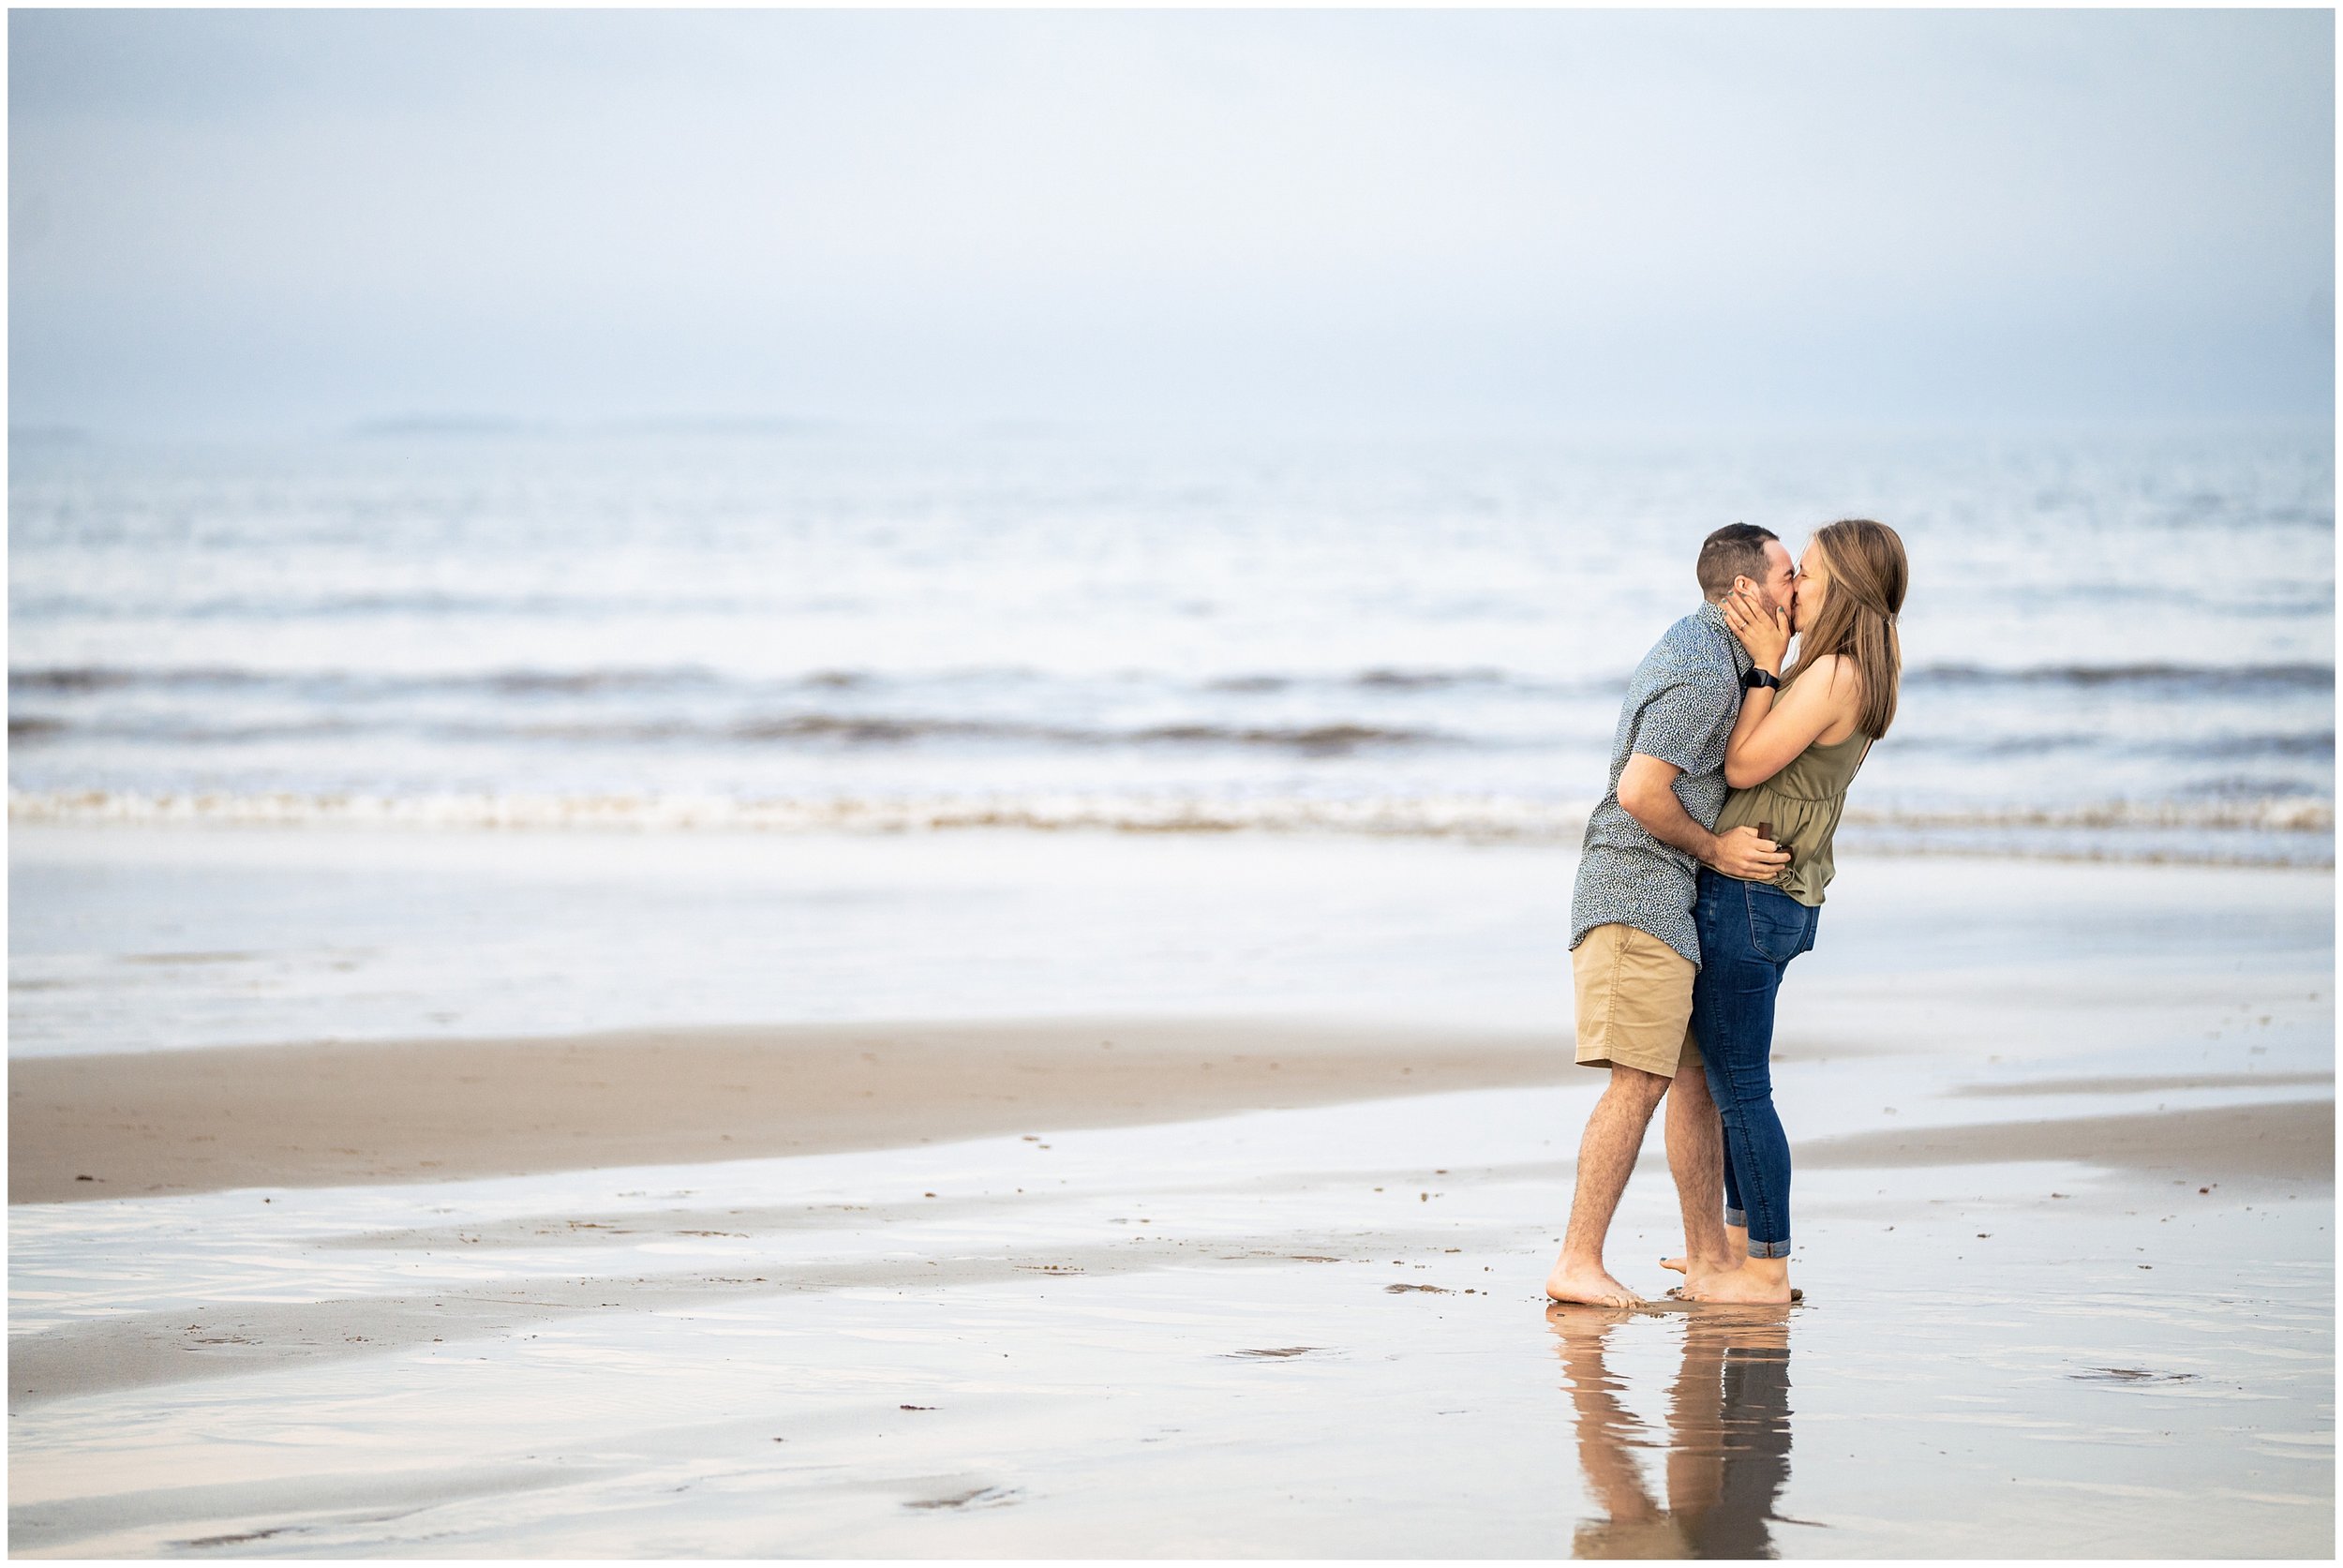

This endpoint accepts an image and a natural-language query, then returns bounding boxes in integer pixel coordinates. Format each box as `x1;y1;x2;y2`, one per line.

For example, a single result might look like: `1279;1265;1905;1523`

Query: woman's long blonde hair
1780;518;1908;739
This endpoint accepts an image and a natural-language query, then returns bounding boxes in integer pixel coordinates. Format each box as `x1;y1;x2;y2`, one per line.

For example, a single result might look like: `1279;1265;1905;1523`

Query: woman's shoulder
1798;650;1852;681
1798;652;1864;700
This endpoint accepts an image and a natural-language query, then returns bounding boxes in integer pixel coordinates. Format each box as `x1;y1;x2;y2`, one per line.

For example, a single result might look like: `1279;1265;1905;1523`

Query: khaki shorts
1572;921;1702;1079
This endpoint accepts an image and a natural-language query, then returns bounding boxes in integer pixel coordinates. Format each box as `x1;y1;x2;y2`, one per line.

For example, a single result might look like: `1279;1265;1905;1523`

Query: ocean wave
16;659;2333;701
1841;799;2333;833
1202;667;1521;693
7;788;1552;836
4;705;1453;754
1904;662;2334;693
10;590;788;622
13;666;254;694
1884;729;2336;762
726;715;1444;751
12;709;2327;769
500;715;1451;752
7;662;1560;699
8;717;362;744
7;664;821;696
11;788;2330;856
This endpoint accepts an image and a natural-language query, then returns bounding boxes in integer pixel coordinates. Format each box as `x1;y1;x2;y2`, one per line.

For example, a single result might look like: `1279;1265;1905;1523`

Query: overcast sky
8;7;2334;437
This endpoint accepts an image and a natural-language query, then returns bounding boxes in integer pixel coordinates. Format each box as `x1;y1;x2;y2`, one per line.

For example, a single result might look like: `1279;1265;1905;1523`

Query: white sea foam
1840;798;2335;834
11;786;2330;859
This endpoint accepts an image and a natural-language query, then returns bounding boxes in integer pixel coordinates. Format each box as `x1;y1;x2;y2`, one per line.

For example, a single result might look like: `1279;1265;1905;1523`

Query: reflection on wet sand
1548;1304;1798;1560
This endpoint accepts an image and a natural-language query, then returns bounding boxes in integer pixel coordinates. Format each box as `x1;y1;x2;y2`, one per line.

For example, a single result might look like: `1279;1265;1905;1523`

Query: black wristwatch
1742;667;1781;691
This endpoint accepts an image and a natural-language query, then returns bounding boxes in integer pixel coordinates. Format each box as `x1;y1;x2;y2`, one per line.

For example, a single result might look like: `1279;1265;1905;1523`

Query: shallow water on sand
10;1069;2331;1559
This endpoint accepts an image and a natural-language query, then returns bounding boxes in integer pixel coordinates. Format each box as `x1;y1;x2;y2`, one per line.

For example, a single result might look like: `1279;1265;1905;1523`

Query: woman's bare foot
1683;1256;1793;1305
1661;1221;1749;1277
1545;1256;1644;1307
1660;1257;1739;1294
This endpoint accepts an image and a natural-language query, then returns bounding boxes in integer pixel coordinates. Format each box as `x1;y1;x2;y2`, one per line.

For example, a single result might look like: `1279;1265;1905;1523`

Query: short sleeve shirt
1569;601;1753;967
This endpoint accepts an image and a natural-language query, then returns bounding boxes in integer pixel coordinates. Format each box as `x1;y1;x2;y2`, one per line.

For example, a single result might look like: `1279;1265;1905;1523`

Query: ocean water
8;422;2333;863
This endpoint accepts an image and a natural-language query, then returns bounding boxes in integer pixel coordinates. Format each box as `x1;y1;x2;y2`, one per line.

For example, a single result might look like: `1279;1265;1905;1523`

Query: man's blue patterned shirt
1568;600;1753;967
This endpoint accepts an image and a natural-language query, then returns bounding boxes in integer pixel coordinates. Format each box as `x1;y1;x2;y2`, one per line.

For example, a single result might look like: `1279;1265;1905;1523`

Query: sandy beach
8;827;2334;1556
9;1018;1570;1204
15;1019;2331;1210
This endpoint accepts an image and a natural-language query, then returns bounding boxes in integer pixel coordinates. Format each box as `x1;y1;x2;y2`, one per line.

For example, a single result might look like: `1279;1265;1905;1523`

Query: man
1545;524;1794;1308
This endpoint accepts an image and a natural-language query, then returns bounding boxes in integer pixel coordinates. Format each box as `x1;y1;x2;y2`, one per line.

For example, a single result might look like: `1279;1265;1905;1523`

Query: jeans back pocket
1742;882;1811;964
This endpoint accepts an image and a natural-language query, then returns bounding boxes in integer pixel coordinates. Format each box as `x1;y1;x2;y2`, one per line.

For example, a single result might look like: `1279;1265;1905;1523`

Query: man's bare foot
1683;1257;1793;1305
1545;1258;1644;1307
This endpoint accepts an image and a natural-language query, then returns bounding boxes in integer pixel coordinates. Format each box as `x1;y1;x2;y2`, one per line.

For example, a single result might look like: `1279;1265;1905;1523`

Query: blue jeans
1691;868;1819;1259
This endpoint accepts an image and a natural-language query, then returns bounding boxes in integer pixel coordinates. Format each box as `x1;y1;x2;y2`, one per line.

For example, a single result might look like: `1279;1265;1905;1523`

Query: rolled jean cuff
1747;1237;1792;1260
1724;1207;1747;1228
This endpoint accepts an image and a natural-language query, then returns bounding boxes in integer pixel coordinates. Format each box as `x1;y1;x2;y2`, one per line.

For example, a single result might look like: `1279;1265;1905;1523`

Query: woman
1680;516;1909;1305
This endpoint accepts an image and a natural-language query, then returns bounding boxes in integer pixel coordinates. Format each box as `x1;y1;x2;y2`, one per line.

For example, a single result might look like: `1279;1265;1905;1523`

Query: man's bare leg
1660;1068;1739;1293
1546;1066;1672;1307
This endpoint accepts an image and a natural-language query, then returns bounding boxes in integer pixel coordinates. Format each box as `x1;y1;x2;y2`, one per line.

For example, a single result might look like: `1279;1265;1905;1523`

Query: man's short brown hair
1695;523;1780;601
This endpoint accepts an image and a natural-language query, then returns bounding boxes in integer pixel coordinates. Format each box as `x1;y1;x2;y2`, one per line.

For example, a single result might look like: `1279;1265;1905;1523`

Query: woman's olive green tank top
1712;730;1873;907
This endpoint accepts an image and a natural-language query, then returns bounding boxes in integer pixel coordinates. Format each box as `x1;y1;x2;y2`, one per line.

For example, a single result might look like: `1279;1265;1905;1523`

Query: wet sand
22;1023;2322;1208
1797;1096;2334;1183
8;1018;1569;1204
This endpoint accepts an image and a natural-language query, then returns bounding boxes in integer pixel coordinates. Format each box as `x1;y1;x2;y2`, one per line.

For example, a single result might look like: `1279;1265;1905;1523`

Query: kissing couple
1545;518;1910;1307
